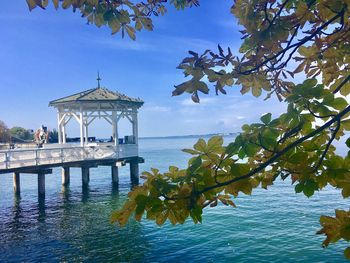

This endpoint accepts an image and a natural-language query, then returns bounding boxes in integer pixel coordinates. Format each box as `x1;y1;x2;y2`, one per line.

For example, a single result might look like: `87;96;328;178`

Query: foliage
10;127;34;141
26;0;198;40
48;129;59;143
28;0;350;259
0;120;10;143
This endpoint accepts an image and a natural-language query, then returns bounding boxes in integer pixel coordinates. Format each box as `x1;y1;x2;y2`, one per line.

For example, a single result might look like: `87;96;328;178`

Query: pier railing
0;144;138;170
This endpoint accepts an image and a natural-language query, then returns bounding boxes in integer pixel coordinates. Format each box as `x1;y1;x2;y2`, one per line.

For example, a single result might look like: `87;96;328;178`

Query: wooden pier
0;78;144;197
0;143;143;196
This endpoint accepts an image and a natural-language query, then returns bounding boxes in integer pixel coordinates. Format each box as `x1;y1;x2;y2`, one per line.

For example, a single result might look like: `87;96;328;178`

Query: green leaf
303;78;317;88
188;156;202;173
342;187;350;198
344;247;350;260
194;138;207;152
295;183;303;193
109;18;122;34
260;113;272;124
190;205;202;224
182;148;200;155
342;120;350;131
346;138;350;148
242;124;250;131
231;163;250;176
225;142;239;155
196;81;209;94
303;180;318;198
244;143;259;157
208;136;223;148
289;152;308;164
329;97;348;110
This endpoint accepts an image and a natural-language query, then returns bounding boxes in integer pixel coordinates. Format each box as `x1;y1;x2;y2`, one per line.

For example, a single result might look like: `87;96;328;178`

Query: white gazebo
49;76;144;148
0;76;144;196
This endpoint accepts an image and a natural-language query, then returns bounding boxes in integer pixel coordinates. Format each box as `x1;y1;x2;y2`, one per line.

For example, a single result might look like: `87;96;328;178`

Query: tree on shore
0;120;10;143
10;127;34;141
48;129;59;143
27;0;350;259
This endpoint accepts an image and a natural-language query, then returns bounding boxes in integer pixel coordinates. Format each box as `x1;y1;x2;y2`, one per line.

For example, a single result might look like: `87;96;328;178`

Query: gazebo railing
0;144;138;170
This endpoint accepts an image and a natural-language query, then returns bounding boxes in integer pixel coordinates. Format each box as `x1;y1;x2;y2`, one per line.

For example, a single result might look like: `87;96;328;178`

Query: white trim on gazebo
49;75;143;147
56;104;139;147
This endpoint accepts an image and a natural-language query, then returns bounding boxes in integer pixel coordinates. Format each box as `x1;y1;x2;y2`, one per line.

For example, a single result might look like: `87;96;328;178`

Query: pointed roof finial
97;71;101;88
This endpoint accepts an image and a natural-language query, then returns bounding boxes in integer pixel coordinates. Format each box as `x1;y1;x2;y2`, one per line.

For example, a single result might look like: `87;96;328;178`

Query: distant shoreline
139;133;238;140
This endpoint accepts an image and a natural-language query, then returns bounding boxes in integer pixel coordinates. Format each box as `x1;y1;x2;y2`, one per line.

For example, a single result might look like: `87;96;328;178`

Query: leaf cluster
26;0;198;40
28;0;350;259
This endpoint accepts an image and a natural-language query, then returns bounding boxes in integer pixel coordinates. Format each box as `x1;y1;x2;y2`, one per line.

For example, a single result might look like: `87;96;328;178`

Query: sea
0;136;348;262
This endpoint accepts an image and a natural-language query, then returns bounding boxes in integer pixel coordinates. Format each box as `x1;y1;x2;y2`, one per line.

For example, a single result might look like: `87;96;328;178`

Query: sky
0;1;286;138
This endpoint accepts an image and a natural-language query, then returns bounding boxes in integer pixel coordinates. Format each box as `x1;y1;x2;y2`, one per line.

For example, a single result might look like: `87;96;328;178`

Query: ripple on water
0;137;349;262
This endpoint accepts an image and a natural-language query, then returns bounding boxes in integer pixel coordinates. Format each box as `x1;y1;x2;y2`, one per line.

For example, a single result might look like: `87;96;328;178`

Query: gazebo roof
49;87;144;107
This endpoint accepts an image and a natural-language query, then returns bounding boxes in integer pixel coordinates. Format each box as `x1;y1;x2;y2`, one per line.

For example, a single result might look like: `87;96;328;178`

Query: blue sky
0;1;286;138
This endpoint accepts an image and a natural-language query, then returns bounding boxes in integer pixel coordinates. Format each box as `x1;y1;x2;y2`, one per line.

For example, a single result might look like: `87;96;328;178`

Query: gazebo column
57;111;63;144
132;111;138;145
112;112;119;147
84;119;89;144
79;107;85;147
62;121;66;144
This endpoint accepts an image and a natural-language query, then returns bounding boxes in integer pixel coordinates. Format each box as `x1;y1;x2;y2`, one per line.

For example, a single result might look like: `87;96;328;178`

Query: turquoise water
0;136;349;262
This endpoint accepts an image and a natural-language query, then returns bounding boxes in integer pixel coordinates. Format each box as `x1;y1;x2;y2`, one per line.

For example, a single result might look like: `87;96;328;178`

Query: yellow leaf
53;0;59;9
344;247;350;259
125;25;136;40
194;138;206;152
26;0;37;11
252;86;262;97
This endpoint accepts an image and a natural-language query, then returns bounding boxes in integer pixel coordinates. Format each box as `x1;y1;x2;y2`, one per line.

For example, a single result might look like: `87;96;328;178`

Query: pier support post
61;167;70;186
111;165;119;185
130;161;139;185
82;166;89;187
13;172;20;195
38;172;45;197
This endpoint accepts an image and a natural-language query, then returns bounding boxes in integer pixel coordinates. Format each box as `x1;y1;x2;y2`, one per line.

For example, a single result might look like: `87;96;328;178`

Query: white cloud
93;38;156;51
180;97;218;106
143;105;171;112
92;34;220;53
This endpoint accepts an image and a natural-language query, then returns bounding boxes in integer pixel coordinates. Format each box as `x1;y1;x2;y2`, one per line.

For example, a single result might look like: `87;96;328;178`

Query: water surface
0;137;348;262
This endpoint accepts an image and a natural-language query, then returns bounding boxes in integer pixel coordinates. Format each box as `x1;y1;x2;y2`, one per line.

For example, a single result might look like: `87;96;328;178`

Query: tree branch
197;104;350;195
332;75;350;94
237;10;344;75
312;120;340;172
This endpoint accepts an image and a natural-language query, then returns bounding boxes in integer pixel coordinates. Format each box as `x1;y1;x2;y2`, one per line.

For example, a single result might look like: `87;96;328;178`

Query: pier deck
0;143;140;174
0;143;143;196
